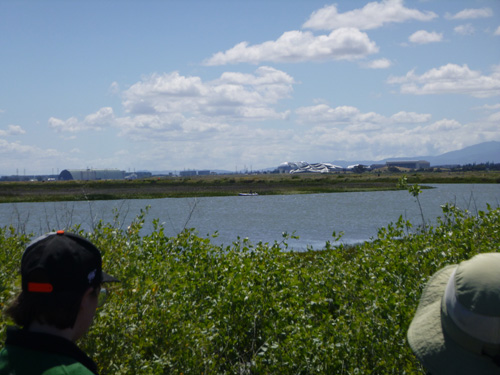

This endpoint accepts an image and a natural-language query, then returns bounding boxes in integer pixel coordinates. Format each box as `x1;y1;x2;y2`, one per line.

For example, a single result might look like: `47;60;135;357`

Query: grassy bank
0;202;499;374
0;170;498;203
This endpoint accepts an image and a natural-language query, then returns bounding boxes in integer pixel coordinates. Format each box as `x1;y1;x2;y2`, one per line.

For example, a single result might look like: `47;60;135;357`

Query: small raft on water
238;192;258;196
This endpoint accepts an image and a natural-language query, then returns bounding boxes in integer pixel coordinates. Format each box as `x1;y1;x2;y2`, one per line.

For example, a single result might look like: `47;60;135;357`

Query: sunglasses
97;287;108;308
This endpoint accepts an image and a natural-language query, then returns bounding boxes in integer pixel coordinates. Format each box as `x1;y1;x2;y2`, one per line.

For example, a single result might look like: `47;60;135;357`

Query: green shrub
1;204;499;374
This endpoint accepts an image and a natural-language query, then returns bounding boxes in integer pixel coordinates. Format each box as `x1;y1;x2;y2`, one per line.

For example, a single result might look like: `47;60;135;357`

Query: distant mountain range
149;141;499;175
329;141;500;168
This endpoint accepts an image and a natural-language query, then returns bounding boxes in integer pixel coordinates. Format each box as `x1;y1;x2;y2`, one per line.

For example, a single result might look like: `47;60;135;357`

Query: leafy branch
398;175;426;232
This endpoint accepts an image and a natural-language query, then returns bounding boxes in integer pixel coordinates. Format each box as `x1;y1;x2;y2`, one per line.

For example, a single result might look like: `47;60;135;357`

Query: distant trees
456;162;500;171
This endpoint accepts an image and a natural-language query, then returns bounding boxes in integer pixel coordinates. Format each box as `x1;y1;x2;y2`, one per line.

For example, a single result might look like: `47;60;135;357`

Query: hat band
27;282;54;293
441;268;500;356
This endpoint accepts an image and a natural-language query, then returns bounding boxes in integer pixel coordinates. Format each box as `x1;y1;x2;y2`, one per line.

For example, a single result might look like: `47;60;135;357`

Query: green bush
1;204;499;374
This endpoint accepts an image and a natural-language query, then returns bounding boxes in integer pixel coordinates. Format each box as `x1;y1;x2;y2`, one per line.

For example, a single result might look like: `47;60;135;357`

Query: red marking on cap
28;282;54;293
56;230;65;235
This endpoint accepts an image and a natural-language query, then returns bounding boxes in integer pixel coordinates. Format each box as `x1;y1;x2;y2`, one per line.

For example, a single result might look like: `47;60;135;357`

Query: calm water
1;184;498;250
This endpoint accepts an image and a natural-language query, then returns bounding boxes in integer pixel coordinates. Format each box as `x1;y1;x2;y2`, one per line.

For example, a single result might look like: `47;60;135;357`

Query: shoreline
0;170;498;203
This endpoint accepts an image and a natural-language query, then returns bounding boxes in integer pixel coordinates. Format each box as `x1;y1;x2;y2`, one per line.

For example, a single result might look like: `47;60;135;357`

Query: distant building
179;170;197;177
386;160;430;170
59;169;126;181
179;170;211;176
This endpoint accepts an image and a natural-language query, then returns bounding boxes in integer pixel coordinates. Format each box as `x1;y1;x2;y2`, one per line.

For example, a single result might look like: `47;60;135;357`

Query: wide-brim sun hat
408;253;500;374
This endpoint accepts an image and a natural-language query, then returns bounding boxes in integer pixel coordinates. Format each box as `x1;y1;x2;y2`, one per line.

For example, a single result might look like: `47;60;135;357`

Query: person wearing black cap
0;230;118;375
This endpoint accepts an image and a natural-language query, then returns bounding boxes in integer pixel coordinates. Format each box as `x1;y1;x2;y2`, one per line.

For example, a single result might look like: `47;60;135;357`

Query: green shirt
0;327;98;375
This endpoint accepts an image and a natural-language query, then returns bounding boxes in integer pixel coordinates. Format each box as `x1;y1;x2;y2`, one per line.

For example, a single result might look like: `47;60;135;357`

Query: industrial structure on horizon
58;169;152;181
1;160;433;182
277;160;430;174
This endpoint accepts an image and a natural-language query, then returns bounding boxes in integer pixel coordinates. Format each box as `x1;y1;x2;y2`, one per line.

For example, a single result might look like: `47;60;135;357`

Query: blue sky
1;0;499;175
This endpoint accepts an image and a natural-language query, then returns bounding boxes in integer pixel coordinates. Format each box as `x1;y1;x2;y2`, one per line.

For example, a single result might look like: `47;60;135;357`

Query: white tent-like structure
277;162;343;174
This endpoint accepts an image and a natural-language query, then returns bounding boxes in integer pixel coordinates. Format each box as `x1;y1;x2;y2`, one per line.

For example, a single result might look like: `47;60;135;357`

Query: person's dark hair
5;287;94;329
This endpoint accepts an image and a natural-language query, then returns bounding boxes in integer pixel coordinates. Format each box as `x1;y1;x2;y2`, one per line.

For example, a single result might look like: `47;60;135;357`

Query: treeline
451;162;500;171
1;203;499;374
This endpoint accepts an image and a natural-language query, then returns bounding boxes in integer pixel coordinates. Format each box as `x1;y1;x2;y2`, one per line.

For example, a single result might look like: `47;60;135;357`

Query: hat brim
102;272;119;283
407;265;499;374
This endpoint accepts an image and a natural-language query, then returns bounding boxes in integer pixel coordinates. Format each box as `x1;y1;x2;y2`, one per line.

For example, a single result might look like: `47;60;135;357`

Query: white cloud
0;125;26;137
360;58;392;69
388;64;500;97
122;67;294;121
49;107;115;133
0;138;66;176
84;107;115;126
0;139;37;155
454;24;475;35
295;105;432;128
109;81;120;95
294;104;499;160
391;111;431;123
409;30;443;44
295;104;362;124
445;8;493;20
487;111;500;122
427;118;462;132
303;0;437;31
475;103;500;111
495;26;500;36
48;67;294;150
204;28;378;65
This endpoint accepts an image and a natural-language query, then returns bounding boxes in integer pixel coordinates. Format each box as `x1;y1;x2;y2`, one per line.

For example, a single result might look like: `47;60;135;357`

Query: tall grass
1;203;499;374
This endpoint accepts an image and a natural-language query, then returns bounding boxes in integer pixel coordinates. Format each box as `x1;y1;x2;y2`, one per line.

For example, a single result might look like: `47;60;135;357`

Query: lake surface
1;184;498;250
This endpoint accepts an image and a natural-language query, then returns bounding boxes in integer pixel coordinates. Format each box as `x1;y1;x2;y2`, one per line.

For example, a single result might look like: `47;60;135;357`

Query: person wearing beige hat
408;253;500;374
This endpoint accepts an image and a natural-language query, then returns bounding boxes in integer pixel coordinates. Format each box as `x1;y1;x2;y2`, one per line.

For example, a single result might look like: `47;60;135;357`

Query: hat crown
455;253;500;316
22;231;103;293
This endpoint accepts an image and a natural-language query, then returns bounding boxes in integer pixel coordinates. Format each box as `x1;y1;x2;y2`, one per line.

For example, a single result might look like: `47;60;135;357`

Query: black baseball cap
21;230;118;294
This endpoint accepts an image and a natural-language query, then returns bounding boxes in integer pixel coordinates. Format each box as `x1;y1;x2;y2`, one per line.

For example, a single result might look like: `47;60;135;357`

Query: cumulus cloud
203;1;439;66
49;67;294;146
49;107;115;133
0;137;69;175
204;28;378;65
295;105;431;126
122;67;293;120
295;105;363;124
387;63;500;98
0;125;26;137
487;111;500;122
294;103;499;160
409;30;443;44
445;8;493;20
454;24;475;35
391;111;431;123
0;139;37;154
360;58;392;69
495;26;500;36
303;0;437;31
